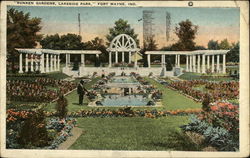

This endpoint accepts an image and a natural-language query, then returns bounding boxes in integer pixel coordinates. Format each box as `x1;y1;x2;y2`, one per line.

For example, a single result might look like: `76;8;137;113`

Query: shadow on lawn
149;131;202;151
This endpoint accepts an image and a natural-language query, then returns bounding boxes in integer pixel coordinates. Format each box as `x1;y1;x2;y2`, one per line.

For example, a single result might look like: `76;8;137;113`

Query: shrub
202;93;211;112
55;94;68;119
17;109;51;148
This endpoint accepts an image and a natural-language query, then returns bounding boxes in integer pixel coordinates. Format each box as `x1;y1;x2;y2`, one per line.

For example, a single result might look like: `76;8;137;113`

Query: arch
107;34;140;52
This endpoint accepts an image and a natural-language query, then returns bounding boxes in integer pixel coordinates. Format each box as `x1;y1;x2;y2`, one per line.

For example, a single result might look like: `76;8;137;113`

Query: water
110;76;138;84
101;94;149;106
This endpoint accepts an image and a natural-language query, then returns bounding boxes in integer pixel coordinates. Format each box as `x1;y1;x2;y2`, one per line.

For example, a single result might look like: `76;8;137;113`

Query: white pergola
16;48;101;73
106;34;140;67
145;50;229;74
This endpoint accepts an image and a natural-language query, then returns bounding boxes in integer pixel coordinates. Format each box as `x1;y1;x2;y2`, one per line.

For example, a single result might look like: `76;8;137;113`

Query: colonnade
185;54;226;74
18;53;60;73
108;51;136;67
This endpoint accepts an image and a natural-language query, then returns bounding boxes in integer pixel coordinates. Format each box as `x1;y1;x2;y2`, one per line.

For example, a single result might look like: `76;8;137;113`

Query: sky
8;6;240;48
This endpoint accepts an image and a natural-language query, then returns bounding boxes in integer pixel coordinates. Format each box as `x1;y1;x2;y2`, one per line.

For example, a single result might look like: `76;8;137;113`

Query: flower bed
168;80;239;102
6;108;76;149
7;78;77;102
180;101;239;151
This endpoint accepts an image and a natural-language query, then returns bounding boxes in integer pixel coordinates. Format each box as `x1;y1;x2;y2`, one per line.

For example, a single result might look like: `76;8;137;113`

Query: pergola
106;34;140;67
145;50;229;74
16;48;101;73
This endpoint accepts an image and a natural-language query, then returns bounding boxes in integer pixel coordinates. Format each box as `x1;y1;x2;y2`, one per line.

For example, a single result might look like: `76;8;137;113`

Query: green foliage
56;94;68;119
202;93;211;112
227;42;239;63
207;40;219;50
7;8;42;72
18;109;50;148
173;19;198;51
106;19;139;46
219;39;231;50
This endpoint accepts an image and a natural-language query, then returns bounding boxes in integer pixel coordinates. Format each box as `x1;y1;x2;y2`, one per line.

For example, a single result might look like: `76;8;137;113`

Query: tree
7;8;42;72
40;34;61;49
106;19;139;46
60;33;83;50
227;42;239;63
84;37;108;64
174;19;198;51
207;40;219;50
141;37;158;67
219;39;231;50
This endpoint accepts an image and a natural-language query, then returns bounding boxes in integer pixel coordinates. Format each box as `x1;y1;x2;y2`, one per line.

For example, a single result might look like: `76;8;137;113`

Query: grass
69;116;201;151
145;78;201;110
179;72;236;81
44;77;101;112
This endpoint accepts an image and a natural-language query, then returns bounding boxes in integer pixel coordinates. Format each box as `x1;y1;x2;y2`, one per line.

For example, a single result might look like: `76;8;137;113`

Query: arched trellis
106;34;140;67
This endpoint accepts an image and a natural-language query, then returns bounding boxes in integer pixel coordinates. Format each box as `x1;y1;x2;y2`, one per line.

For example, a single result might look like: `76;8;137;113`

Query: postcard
0;0;249;157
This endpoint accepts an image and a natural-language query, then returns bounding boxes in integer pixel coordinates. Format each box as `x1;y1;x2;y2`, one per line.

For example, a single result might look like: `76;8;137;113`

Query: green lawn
145;78;201;110
69;116;201;151
179;72;236;81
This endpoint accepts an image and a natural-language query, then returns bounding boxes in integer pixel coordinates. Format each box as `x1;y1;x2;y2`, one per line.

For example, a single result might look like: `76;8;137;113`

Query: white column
197;55;201;73
216;54;220;73
68;54;71;67
57;55;60;71
66;54;68;68
147;54;151;68
202;54;205;73
54;54;57;71
189;55;193;72
178;55;180;67
35;55;38;71
31;54;34;72
163;55;166;68
193;55;196;72
109;52;112;67
212;55;215;73
19;53;23;73
207;55;210;70
223;54;226;74
25;54;28;72
134;52;137;67
81;54;85;67
46;54;49;72
186;55;189;71
40;54;45;73
50;54;53;72
129;52;131;63
161;55;164;68
115;51;118;63
175;55;177;67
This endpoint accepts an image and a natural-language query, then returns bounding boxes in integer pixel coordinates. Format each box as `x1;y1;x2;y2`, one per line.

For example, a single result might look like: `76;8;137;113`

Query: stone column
25;54;28;72
129;52;131;63
122;52;125;63
134;52;137;67
50;54;53;72
202;54;205;73
207;55;210;70
216;54;220;73
66;54;68;68
46;54;49;72
109;52;112;67
40;54;45;73
68;54;71;67
19;53;23;73
178;55;180;67
161;55;164;68
223;54;226;74
81;54;85;67
147;54;151;68
175;55;177;67
35;55;38;71
193;55;196;72
189;55;193;72
115;51;118;63
197;55;201;73
57;55;60;71
54;54;57;71
212;55;215;73
163;55;166;68
186;55;189;72
31;54;34;72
